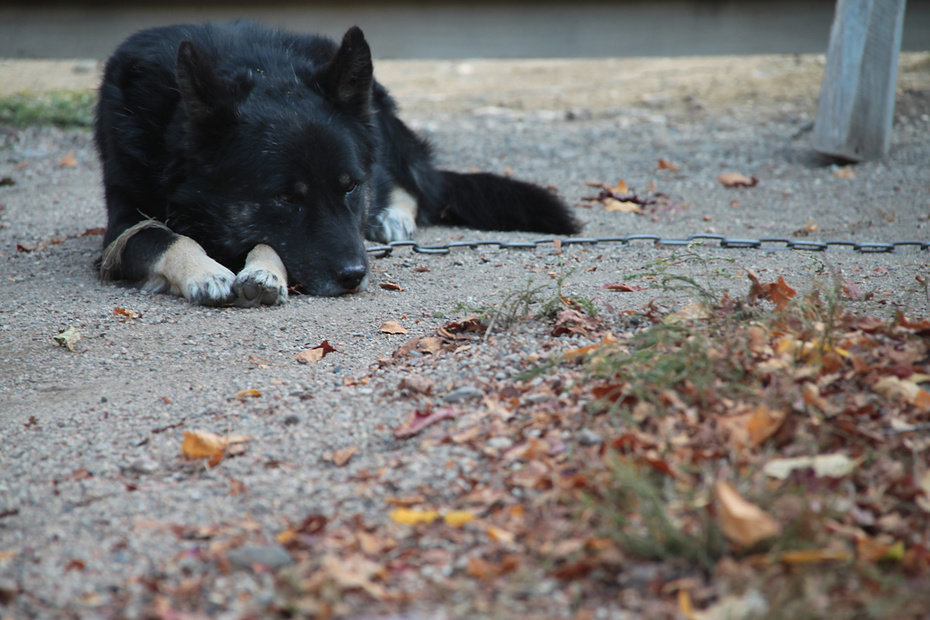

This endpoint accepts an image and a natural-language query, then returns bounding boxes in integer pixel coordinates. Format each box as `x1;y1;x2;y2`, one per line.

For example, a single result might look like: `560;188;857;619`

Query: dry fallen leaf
872;375;921;405
665;302;713;324
379;281;403;291
746;404;785;446
393;407;462;439
443;511;476;527
58;150;77;168
657;157;680;172
54;326;83;352
717;172;758;188
763;454;858;480
113;307;140;321
831;165;856;180
294;340;338;364
234;389;261;400
603;199;641;213
389;507;440;526
601;283;645;292
379;320;408;334
322;446;359;467
181;430;252;467
611;179;629;194
714;480;781;548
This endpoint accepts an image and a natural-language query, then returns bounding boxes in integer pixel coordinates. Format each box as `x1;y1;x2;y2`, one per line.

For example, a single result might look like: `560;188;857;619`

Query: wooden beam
812;0;907;161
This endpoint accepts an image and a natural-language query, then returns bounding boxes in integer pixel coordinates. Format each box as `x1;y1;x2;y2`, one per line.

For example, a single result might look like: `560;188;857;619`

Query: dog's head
170;26;378;296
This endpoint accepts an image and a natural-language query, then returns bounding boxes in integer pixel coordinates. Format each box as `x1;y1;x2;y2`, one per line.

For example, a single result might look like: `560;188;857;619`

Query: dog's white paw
375;188;418;242
234;244;289;307
148;235;236;306
184;269;237;306
235;264;288;306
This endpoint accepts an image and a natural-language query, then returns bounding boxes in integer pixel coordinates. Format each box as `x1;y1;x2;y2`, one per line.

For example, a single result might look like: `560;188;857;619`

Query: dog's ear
176;39;253;125
314;26;373;118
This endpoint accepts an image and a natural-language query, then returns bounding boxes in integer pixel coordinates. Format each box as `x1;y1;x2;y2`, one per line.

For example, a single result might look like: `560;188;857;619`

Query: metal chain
366;234;929;258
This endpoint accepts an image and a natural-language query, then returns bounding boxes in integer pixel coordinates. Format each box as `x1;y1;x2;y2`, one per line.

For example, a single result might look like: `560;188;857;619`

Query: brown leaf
746;404;785;447
294;340;339;364
398;375;435;395
59;150;77;168
393;407;461;439
714;480;781;547
551;308;605;337
603;199;641;213
601;283;645;292
113;307;139;321
657;157;680;172
379;281;403;291
466;556;500;580
322;446;359;467
379;320;408;334
180;430;252;466
611;179;629;194
746;270;796;311
717;172;758;188
233;389;261;400
417;336;442;354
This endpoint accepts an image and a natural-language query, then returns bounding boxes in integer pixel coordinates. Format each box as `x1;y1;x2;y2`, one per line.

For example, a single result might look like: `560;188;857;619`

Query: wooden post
812;0;907;161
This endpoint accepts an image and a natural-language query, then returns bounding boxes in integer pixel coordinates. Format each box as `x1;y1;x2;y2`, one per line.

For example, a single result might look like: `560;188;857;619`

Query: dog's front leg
102;222;236;306
149;235;237;305
234;244;288;307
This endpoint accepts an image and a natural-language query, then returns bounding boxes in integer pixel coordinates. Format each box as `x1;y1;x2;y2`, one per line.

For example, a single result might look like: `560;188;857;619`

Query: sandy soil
1;53;929;618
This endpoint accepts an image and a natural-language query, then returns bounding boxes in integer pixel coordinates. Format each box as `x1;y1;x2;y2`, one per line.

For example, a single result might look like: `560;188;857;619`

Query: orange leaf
487;525;516;545
59;150;77;168
294;340;338;364
611;179;629;194
181;430;226;459
113;307;140;320
777;548;853;564
603;199;640;213
714;481;781;548
379;320;408;334
443;511;475;527
379;281;403;291
466;556;499;579
389;507;439;526
322;446;358;467
746;404;785;446
658;157;680;172
234;389;261;400
180;430;252;465
717;172;758;188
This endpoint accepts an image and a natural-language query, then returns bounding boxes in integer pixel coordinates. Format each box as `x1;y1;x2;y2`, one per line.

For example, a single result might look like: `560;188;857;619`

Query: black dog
95;20;580;305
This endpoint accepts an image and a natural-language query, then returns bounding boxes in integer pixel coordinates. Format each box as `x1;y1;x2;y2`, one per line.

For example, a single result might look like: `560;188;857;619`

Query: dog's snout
336;263;367;291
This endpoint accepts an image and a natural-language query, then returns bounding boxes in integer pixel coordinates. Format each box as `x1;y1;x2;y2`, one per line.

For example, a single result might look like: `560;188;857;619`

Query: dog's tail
430;171;581;235
378;97;581;236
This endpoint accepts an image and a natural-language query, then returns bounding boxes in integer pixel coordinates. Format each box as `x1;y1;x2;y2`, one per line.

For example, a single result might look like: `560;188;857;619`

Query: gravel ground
1;54;929;618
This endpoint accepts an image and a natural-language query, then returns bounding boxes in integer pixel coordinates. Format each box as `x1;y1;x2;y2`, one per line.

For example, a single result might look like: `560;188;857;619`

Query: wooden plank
812;0;907;161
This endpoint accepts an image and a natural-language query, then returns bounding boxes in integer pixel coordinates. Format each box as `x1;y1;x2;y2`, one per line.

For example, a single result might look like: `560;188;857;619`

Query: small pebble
227;545;293;570
578;429;604;446
443;385;483;403
127;456;160;474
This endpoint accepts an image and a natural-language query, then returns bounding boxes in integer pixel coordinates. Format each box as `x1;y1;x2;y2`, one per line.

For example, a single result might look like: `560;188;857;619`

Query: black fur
95;20;580;303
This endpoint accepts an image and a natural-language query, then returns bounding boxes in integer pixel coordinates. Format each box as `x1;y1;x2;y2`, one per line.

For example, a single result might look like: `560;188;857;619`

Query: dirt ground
1;53;929;618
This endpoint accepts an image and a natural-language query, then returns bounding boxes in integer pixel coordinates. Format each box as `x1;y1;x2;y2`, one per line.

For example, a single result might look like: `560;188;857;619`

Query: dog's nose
336;263;367;291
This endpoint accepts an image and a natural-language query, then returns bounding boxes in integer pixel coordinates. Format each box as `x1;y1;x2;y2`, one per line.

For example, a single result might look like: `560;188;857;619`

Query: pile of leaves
165;272;930;619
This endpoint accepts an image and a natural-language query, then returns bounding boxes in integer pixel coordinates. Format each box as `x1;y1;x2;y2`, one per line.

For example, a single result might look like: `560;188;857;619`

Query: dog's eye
277;193;297;204
343;181;358;194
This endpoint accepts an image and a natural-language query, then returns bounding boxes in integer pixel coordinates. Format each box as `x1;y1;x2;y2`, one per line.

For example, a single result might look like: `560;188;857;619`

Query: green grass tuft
0;90;97;128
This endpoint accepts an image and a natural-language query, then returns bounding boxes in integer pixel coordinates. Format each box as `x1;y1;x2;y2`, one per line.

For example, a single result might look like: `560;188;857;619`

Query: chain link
366;234;929;258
